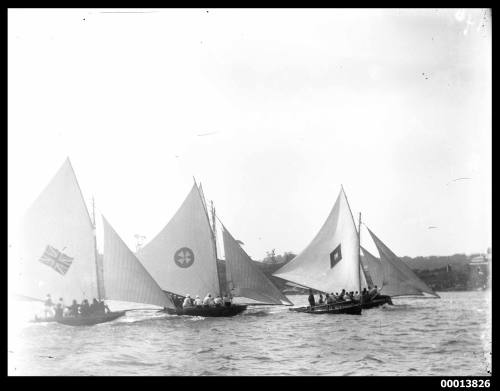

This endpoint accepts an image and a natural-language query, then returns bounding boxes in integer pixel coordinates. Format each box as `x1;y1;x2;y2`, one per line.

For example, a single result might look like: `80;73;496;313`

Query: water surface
8;291;491;376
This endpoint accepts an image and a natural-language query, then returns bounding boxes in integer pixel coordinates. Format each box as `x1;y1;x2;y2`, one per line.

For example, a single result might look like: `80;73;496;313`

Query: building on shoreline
467;249;491;291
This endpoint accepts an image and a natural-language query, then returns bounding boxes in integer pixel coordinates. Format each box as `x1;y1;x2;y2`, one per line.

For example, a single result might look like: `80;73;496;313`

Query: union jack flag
38;245;74;275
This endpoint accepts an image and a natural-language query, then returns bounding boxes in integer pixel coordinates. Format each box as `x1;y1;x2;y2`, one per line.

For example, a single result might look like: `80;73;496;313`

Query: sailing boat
13;158;174;326
221;222;293;306
136;181;291;316
359;226;439;307
272;186;363;315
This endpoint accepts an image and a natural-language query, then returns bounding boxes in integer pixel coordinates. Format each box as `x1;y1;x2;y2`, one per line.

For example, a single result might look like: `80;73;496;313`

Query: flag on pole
38;245;74;275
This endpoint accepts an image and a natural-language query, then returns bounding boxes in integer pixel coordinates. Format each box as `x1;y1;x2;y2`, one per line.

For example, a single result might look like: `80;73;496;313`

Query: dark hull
361;296;393;309
56;311;126;326
164;305;247;317
290;303;362;315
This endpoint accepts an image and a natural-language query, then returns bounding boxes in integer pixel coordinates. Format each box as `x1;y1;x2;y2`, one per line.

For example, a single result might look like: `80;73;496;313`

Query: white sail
360;247;383;289
222;225;293;305
137;184;220;297
102;216;175;308
16;158;98;301
360;263;369;290
366;227;439;297
273;187;360;294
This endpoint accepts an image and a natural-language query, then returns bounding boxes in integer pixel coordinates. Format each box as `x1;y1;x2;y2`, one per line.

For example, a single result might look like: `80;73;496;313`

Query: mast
92;196;103;300
193;181;224;297
358;212;362;303
211;200;217;258
211;200;225;297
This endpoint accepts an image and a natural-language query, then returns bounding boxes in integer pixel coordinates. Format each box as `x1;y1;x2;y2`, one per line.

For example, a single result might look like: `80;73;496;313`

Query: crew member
183;294;193;308
194;295;203;307
308;289;315;310
44;294;54;318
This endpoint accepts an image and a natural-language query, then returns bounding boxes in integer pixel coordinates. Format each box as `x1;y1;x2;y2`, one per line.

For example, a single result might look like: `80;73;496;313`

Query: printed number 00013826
441;380;490;388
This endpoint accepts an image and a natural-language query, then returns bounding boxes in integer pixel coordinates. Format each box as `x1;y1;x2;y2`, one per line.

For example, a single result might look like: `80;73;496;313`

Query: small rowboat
163;305;247;317
290;302;362;315
55;311;126;326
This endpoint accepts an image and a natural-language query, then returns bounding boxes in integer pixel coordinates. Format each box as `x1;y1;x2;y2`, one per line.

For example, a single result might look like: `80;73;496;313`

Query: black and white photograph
7;8;491;377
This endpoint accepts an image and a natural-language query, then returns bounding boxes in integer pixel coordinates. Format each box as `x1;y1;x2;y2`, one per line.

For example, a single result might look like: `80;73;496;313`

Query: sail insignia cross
174;247;195;268
330;244;342;268
38;245;74;276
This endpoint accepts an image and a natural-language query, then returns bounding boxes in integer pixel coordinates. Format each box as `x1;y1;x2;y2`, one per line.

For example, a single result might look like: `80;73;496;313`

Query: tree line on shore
249;249;490;293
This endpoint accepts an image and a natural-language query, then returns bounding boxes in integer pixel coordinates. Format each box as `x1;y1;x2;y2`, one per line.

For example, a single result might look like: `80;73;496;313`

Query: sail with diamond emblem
272;187;361;294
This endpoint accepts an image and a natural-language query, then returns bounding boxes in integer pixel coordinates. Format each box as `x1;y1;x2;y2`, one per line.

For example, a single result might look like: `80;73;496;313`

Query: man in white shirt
203;294;215;307
194;295;203;306
183;294;193;308
214;295;223;307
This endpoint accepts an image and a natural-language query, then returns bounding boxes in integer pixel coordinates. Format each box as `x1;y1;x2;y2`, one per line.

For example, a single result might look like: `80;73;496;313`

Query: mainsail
272;187;360;294
16;158;98;301
102;216;175;308
137;184;220;297
222;225;293;305
366;227;439;297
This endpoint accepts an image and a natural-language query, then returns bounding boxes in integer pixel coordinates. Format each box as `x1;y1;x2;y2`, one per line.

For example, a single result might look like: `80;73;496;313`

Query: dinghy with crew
273;186;364;315
14;158;175;326
137;181;291;317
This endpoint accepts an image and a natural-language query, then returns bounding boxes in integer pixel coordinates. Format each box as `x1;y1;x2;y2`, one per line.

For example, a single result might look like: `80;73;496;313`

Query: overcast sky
8;8;491;260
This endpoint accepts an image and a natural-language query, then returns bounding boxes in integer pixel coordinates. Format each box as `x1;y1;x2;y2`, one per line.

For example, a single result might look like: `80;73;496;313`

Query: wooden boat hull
290;303;362;315
163;305;247;317
55;311;126;326
362;295;393;309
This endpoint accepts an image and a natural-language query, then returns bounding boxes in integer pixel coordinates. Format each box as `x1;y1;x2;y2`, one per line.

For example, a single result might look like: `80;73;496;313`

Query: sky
8;8;491;260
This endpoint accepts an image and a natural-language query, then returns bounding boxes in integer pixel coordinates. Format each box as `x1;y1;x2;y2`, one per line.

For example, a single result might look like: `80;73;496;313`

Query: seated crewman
194;295;203;307
183;294;193;308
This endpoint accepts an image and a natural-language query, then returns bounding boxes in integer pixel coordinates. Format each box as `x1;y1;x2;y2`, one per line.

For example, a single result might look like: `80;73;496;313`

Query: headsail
360;246;384;289
102;216;175;308
366;227;439;297
137;184;220;297
15;158;98;301
273;187;360;294
222;225;293;305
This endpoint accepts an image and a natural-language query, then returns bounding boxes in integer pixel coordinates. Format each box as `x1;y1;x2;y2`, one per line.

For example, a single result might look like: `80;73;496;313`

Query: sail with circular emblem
102;216;175;308
136;184;220;297
272;187;360;294
14;158;99;302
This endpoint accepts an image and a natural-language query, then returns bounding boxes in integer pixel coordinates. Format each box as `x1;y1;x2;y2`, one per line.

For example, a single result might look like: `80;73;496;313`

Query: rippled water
8;291;491;376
